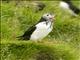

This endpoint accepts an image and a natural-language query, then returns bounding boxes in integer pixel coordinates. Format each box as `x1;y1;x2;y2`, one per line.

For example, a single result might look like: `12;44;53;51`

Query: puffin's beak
53;15;55;20
50;15;55;22
50;15;55;19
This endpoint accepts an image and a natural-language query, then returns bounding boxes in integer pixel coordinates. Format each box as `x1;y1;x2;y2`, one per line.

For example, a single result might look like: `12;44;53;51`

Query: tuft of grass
1;41;79;60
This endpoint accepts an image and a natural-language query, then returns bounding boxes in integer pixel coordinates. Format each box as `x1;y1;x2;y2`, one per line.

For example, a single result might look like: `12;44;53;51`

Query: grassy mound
1;41;78;60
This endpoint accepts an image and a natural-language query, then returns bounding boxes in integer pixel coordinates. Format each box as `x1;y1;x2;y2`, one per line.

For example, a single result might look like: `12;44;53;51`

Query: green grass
1;40;79;60
1;1;80;60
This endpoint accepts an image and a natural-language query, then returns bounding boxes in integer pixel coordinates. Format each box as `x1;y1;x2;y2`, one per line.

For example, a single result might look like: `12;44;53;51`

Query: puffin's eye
47;15;49;16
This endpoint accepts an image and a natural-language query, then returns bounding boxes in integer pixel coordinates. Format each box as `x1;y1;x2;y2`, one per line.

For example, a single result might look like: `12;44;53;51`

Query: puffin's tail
16;36;29;40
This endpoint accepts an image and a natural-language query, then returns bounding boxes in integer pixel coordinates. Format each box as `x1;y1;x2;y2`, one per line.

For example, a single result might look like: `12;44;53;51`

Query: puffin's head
42;13;55;22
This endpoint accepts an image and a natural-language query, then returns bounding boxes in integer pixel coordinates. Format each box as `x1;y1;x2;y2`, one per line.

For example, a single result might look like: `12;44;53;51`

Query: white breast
30;22;53;41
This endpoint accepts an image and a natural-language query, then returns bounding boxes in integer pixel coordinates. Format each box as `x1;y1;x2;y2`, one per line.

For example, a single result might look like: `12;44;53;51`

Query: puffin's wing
18;26;36;40
23;26;36;37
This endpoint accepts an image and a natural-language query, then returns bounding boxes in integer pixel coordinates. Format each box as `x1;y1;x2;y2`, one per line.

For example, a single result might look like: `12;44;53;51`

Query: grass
1;40;79;60
1;0;80;60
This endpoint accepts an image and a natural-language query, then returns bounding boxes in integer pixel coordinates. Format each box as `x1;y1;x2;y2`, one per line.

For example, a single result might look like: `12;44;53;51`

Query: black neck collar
38;17;47;23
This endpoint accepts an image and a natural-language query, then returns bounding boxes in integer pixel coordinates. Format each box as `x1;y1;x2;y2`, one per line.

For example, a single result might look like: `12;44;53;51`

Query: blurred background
1;0;80;60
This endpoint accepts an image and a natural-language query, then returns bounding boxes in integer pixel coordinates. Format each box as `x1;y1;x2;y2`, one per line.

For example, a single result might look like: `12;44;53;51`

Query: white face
42;13;55;21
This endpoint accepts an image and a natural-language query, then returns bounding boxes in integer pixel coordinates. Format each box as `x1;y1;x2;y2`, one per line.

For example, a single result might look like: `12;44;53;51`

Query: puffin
18;13;55;41
60;0;80;17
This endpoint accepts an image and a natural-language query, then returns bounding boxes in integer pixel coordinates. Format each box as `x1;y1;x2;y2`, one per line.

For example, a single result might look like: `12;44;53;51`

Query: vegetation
1;1;80;60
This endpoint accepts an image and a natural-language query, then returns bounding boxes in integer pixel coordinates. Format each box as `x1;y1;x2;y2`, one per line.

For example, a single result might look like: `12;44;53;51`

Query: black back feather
38;17;47;23
69;3;80;14
18;26;36;40
62;0;80;14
